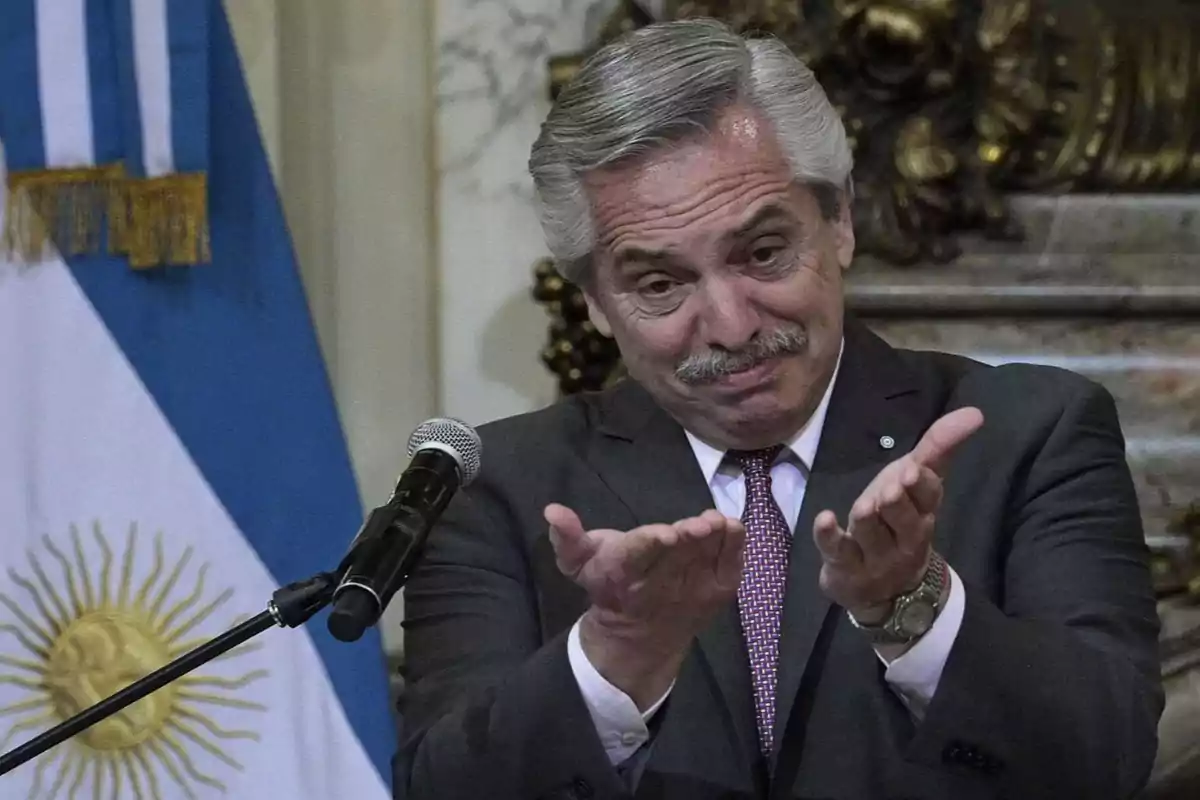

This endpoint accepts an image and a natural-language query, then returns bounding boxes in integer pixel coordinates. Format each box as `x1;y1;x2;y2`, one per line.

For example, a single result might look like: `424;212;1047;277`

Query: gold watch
847;552;949;645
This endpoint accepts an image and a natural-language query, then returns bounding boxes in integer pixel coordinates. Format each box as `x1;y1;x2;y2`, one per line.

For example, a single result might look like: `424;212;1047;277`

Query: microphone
327;417;482;643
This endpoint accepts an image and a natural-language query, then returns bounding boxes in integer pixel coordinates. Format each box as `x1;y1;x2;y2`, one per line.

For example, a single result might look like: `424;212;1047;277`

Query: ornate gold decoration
549;0;1200;263
0;523;266;796
533;0;1200;394
532;259;626;394
1154;504;1200;602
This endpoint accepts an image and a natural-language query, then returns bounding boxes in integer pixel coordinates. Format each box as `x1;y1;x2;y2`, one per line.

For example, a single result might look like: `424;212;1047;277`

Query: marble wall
436;0;620;425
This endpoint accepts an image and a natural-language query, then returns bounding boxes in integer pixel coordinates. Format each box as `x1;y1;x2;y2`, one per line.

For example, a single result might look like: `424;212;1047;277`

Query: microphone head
407;418;482;486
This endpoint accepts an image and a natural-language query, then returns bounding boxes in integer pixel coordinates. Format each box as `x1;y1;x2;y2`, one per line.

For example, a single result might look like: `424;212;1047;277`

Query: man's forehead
585;117;797;249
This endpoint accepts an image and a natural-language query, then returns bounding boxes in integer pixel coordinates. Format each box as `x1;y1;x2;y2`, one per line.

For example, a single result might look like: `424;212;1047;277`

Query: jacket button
572;777;594;799
942;742;966;763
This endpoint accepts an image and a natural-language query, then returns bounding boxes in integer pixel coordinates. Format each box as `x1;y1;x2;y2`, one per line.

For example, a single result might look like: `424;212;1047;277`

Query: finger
846;496;894;562
631;515;725;583
622;524;678;578
813;510;863;567
909;406;984;475
699;508;732;532
670;515;718;576
876;478;925;555
544;503;596;576
901;462;943;514
678;511;725;564
676;511;720;543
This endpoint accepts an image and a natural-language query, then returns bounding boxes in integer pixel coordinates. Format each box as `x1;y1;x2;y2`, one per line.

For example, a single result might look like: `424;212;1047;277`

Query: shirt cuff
566;618;674;764
880;564;966;719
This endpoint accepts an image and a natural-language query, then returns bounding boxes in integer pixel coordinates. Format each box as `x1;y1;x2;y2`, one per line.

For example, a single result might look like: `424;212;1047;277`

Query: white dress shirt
567;350;967;764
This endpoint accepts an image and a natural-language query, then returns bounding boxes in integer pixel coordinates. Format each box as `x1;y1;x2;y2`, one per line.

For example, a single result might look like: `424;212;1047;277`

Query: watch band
847;552;949;645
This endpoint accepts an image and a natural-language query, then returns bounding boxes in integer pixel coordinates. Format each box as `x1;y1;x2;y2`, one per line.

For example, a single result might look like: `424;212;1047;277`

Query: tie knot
728;445;784;475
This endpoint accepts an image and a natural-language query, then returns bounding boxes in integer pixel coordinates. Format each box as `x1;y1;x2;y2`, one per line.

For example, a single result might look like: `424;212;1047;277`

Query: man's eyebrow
611;205;798;268
613;246;681;270
729;204;796;239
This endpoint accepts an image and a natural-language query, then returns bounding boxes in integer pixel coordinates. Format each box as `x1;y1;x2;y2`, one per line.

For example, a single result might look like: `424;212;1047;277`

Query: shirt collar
684;338;844;485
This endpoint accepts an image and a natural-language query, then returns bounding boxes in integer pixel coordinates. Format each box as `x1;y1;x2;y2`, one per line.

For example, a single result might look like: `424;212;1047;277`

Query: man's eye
749;238;788;266
638;277;678;296
751;246;781;264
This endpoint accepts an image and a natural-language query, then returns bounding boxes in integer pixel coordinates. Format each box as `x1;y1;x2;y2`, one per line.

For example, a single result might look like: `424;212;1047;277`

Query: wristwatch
847;552;949;645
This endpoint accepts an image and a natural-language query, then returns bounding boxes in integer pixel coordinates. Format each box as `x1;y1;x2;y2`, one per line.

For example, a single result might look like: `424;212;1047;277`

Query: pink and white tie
730;446;791;756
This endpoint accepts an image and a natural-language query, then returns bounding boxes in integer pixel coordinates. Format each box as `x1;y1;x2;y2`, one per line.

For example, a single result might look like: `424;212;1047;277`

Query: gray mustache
675;327;808;385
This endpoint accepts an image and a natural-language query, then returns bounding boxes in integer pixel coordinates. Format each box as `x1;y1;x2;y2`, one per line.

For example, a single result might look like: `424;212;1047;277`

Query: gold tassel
2;164;210;269
2;163;126;263
112;171;211;269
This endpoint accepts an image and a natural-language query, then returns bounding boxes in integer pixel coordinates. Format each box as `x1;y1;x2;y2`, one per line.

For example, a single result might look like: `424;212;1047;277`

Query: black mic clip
326;419;481;643
326;503;418;640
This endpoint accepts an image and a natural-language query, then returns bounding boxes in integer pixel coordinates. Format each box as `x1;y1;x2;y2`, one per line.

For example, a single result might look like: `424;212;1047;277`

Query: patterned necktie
729;446;791;757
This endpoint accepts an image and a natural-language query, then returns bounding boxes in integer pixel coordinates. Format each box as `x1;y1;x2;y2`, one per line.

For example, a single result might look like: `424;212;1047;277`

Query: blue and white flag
0;1;396;797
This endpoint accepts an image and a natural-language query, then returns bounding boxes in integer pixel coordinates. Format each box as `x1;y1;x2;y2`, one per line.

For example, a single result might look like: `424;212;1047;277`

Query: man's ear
834;192;856;271
583;291;613;337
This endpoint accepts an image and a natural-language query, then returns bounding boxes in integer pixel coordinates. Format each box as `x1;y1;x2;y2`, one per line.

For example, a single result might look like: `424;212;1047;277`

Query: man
393;18;1163;800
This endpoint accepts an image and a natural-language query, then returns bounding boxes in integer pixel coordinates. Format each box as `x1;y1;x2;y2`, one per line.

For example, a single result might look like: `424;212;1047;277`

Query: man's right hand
544;504;746;709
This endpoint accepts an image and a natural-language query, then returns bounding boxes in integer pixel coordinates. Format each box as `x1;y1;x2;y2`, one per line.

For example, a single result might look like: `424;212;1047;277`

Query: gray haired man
394;18;1162;800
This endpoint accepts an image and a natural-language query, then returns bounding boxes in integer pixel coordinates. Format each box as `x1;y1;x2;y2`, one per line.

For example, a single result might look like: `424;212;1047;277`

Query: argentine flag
0;0;395;797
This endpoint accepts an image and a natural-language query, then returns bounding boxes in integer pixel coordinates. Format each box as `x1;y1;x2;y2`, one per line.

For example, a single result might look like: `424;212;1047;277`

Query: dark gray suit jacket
392;320;1163;800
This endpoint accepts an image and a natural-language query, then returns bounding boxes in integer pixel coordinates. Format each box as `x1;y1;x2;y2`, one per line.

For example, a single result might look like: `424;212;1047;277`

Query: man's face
582;105;855;450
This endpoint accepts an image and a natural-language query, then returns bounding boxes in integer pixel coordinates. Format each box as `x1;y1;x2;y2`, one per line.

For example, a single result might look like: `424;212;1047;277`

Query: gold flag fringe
111;171;210;269
2;163;210;269
2;164;125;262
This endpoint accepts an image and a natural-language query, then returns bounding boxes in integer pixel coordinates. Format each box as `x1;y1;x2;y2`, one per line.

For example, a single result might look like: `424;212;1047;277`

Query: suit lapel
588;381;763;782
771;320;933;766
588;381;717;528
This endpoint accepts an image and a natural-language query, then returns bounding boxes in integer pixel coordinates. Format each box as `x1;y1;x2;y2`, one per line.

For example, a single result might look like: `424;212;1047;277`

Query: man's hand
813;407;984;625
544;504;745;709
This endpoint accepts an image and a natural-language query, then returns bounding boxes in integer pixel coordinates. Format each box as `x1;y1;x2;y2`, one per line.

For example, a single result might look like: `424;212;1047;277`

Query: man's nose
698;278;760;351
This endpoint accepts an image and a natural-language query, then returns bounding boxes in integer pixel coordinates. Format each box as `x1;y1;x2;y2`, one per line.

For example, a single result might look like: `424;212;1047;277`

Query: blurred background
223;0;1200;795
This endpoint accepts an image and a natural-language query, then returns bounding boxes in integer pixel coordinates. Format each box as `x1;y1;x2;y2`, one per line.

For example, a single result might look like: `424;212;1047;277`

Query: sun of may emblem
0;523;269;798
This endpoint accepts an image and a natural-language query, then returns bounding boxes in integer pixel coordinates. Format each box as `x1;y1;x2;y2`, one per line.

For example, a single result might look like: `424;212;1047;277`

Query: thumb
910;406;984;474
544;503;595;577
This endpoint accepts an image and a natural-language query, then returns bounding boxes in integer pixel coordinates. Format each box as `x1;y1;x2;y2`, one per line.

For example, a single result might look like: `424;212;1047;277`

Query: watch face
897;601;935;636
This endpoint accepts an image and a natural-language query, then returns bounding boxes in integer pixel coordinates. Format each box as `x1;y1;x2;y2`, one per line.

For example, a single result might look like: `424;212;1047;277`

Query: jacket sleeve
391;469;632;800
906;379;1165;799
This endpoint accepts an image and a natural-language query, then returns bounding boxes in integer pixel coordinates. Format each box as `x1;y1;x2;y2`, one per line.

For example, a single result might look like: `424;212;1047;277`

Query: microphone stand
0;570;338;777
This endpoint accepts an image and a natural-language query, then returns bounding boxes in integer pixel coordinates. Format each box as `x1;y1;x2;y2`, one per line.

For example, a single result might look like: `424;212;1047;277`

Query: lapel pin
879;435;895;450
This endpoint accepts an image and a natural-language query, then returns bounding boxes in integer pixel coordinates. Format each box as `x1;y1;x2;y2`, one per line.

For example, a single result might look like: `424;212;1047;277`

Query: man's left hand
812;406;984;624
